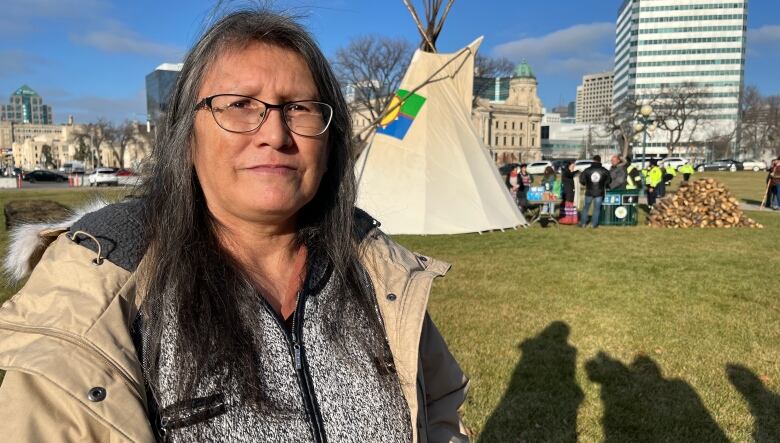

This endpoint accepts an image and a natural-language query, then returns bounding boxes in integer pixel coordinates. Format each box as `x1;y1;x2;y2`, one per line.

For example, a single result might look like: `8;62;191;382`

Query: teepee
354;2;527;235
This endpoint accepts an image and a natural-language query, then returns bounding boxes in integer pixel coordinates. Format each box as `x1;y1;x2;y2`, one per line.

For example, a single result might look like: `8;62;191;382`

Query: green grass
395;172;779;442
0;178;778;442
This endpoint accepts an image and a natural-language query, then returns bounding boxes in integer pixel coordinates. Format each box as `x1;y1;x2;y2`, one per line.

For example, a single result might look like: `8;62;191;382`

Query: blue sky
1;0;779;124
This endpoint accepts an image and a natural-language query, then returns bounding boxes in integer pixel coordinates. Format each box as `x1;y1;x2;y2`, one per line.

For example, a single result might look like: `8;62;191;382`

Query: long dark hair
137;9;389;406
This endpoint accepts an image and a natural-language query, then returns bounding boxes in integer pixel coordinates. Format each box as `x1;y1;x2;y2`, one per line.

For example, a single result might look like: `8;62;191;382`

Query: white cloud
44;88;147;124
0;0;109;35
748;25;780;55
0;51;48;78
71;22;183;61
493;22;615;76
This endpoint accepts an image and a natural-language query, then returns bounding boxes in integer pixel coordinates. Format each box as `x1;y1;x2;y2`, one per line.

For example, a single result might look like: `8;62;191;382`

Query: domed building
472;60;544;164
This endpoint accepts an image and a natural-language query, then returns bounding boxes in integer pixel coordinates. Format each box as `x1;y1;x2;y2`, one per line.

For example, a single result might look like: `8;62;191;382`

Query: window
494;136;499;145
503;136;506;146
503;122;507;130
511;136;515;146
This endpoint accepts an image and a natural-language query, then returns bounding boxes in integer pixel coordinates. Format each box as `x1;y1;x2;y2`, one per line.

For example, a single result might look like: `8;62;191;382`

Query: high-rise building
0;85;53;124
145;63;183;123
614;0;747;153
576;71;614;124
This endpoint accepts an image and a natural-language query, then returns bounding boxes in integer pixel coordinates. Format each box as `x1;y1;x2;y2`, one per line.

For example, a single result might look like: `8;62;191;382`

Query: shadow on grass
586;352;729;442
726;363;780;442
478;321;583;443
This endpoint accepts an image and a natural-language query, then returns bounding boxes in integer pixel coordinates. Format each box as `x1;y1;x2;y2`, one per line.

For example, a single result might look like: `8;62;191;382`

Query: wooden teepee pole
403;0;454;53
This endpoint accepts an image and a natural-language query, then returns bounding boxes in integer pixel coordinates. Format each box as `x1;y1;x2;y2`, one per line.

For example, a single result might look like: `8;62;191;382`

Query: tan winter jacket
0;213;469;442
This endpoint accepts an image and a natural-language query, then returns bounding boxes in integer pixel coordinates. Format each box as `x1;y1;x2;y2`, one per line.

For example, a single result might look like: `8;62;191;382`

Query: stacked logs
648;178;763;228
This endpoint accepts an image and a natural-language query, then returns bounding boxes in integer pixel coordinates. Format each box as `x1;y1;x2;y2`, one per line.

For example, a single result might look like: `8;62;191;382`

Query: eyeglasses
195;94;333;137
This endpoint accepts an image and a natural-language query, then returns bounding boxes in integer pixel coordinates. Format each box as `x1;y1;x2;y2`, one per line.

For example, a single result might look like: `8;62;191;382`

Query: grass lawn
0;174;778;442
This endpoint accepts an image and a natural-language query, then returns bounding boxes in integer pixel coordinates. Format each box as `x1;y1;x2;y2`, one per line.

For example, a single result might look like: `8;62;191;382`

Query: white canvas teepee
355;37;528;235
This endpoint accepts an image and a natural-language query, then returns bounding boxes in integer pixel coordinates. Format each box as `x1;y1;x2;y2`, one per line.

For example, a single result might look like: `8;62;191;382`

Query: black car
694;159;743;172
23;170;66;183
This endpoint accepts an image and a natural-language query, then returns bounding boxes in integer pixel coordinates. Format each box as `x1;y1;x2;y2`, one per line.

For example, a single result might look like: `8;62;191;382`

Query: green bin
599;189;639;226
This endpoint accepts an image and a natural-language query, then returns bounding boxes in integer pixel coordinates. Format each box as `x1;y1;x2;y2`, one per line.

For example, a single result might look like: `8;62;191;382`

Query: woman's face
193;42;329;226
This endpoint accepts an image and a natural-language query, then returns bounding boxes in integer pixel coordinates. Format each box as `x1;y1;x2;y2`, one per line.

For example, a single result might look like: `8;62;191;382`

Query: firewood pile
648;178;763;228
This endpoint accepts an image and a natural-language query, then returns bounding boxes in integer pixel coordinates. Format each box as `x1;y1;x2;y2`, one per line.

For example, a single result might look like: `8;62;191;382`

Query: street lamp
634;104;656;193
635;104;656;170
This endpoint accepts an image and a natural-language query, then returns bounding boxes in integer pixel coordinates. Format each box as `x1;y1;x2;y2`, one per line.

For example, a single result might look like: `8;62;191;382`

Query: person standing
560;162;578;224
516;163;533;212
646;159;664;209
579;155;611;228
608;155;627;190
678;162;695;182
540;166;557;215
625;156;643;191
771;157;780;210
662;162;677;191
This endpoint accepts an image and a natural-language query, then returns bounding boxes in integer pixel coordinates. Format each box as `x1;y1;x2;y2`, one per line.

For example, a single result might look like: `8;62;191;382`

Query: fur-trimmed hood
3;199;111;284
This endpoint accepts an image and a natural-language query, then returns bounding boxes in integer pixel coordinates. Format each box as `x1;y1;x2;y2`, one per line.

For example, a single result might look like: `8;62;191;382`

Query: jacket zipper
0;321;144;402
158;393;226;441
258;290;327;443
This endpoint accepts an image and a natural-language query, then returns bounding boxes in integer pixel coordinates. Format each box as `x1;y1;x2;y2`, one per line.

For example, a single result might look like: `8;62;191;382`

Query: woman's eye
228;100;252;109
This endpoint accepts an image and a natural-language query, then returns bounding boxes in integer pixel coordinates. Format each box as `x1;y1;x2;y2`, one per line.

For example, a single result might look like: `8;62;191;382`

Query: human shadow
478;321;583;443
586;352;729;442
726;363;780;442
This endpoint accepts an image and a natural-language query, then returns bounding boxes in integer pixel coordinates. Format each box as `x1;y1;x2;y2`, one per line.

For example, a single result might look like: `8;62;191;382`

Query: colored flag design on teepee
377;89;426;140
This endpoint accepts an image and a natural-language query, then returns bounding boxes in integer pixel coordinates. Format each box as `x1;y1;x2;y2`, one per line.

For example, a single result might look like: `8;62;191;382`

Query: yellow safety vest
647;166;663;187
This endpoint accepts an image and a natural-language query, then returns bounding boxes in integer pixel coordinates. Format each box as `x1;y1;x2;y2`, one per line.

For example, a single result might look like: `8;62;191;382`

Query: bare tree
333;35;413;149
740;85;780;160
40;144;55;168
108;120;142;168
655;82;705;156
69;119;113;169
473;55;514;105
602;95;649;158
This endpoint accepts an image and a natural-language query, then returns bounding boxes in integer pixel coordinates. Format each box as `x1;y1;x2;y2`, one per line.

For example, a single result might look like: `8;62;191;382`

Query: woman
0;10;468;443
515;163;532;212
559;162;578;224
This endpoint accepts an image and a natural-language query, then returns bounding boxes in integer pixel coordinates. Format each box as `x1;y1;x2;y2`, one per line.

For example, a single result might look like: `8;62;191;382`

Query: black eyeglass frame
194;94;334;137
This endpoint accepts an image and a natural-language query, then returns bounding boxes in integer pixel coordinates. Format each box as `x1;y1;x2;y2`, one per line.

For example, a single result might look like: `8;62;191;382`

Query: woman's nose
253;107;291;149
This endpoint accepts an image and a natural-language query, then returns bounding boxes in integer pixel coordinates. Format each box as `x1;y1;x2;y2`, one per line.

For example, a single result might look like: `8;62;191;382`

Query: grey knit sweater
154;258;412;442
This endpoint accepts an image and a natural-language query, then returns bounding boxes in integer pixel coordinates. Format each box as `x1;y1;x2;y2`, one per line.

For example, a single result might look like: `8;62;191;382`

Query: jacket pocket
159;393;226;436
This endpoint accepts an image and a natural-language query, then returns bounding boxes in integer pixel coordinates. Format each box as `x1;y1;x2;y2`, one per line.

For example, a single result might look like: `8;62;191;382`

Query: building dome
513;60;535;79
13;85;39;97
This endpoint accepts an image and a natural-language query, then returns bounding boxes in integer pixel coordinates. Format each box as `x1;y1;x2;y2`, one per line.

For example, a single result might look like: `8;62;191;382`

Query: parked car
659;157;689;170
116;168;141;186
22;170;66;183
526;161;553;175
694;159;743;172
574;159;612;172
88;167;119;186
552;159;575;172
741;160;767;172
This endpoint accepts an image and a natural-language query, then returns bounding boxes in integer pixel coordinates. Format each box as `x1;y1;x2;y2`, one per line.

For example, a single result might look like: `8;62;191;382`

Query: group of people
506;154;693;228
